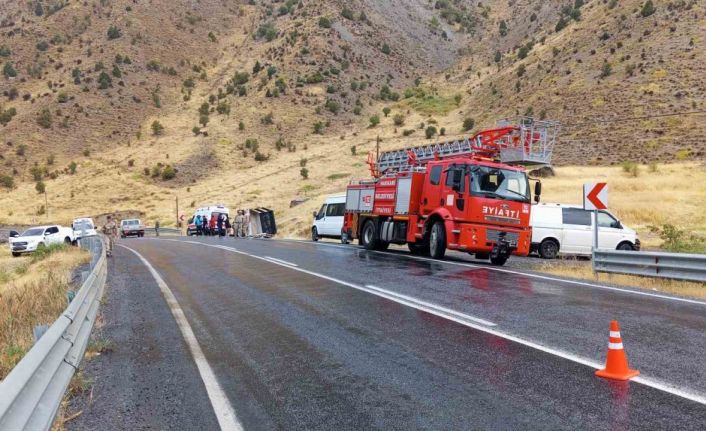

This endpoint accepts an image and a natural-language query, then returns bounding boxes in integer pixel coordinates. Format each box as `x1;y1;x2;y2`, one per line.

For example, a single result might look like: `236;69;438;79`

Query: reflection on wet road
113;237;706;430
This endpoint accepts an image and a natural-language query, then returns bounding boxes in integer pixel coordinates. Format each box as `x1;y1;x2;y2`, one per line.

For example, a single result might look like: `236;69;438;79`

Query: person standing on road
195;215;202;235
155;220;160;237
210;214;217;236
216;214;224;237
234;210;244;238
101;215;118;257
224;214;231;236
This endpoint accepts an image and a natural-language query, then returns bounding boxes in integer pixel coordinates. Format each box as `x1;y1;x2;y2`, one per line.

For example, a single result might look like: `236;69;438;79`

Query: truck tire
539;239;559;259
64;237;72;245
617;241;634;251
490;256;508;266
376;241;390;251
361;220;379;250
12;252;21;257
311;227;319;242
429;221;446;260
408;242;430;256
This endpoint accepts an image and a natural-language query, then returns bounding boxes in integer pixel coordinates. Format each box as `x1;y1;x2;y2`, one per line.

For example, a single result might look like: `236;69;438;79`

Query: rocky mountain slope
0;0;704;230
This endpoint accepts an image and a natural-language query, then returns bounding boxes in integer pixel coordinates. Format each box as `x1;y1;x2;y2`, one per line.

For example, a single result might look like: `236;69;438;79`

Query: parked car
72;217;97;240
312;194;347;242
9;225;76;257
120;219;145;238
186;205;230;236
530;203;640;259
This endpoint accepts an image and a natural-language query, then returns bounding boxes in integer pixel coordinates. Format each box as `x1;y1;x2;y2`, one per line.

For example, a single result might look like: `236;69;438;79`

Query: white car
312;194;346;242
72;217;97;240
530;203;640;259
120;219;145;238
9;225;77;257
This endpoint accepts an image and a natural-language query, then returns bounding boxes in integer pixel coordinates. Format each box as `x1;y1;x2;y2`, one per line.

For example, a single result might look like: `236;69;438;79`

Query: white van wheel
539;239;559;259
311;227;319;242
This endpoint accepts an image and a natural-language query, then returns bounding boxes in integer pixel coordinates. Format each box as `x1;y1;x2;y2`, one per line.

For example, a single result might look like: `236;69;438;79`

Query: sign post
583;182;608;252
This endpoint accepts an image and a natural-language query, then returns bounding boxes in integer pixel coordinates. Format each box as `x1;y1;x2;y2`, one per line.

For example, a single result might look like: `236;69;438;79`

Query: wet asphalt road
74;236;706;430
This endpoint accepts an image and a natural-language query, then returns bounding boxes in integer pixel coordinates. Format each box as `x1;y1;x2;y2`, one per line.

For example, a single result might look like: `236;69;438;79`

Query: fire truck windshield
469;166;530;203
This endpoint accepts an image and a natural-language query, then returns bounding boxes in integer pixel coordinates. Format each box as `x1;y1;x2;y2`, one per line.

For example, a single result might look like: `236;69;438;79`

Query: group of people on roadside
193;210;249;238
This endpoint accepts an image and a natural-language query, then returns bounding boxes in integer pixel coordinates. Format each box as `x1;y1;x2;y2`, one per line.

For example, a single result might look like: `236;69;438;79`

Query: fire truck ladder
371;117;559;176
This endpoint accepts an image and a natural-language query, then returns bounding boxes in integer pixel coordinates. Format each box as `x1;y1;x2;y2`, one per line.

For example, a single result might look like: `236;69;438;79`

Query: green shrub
600;62;612;78
318;17;332;28
3;62;17;78
313;121;325;134
300;167;309;179
393;113;405;126
341;8;354;20
254;151;269;162
381;43;391;55
161;165;176;180
151;120;164;136
35;181;45;194
107;26;122;40
0;175;14;189
0;107;17;125
648;224;705;253
327;173;350;180
68;161;77;174
369;115;380;127
621;161;639;177
256;22;278;41
462;117;475;131
640;0;656;17
425;126;437;139
98;71;112;89
192;126;201;136
350;146;356;156
402;129;415;136
382;107;391;117
36;41;49;52
37;109;52;128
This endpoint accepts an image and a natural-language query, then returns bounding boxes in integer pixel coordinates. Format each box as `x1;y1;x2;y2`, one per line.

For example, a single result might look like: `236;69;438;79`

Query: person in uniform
102;215;118;257
235;210;244;238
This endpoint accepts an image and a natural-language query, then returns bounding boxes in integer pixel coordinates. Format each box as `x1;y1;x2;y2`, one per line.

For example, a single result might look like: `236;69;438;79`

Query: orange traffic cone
595;320;640;380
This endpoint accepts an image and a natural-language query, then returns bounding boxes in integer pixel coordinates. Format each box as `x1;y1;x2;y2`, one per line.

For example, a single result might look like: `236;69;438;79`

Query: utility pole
375;135;380;163
175;195;179;227
44;191;48;219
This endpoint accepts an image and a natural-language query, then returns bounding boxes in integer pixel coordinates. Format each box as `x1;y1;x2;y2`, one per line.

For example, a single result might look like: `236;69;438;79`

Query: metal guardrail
142;226;182;236
0;235;107;430
593;249;706;283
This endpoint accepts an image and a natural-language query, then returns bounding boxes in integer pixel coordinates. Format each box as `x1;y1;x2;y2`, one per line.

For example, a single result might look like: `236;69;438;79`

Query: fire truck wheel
429;221;447;259
361;220;378;250
490;256;508;266
539;238;559;259
311;227;319;242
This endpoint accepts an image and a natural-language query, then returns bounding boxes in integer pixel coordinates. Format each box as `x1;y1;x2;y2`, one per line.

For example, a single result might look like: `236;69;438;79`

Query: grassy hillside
0;0;704;236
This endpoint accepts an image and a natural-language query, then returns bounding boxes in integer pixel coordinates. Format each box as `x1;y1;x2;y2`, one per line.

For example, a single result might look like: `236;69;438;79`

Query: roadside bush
300;158;307;167
402;129;415;136
648;224;705;253
341;8;354;20
68;161;77;174
350;145;356;156
369;115;380;127
254;151;269;162
0;107;17;126
256;22;278;41
621;161;639;177
35;181;45;194
313;121;325;134
300;167;309;179
36;41;49;52
3;62;17;78
382;107;391;117
192;126;201;136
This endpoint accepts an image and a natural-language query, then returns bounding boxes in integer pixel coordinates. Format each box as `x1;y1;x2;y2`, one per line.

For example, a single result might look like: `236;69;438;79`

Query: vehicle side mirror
612;221;622;229
312;211;318;218
534;181;542;203
9;230;19;238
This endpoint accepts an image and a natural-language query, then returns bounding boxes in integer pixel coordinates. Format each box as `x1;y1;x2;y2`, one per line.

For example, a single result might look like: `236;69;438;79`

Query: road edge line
118;244;244;431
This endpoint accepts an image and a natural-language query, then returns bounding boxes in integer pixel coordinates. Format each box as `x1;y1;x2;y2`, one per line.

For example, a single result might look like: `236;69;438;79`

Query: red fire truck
342;118;558;266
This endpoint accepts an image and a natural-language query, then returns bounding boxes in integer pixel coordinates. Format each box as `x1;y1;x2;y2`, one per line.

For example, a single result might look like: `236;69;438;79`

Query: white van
311;194;346;242
187;205;230;235
72;217;97;239
530;203;640;259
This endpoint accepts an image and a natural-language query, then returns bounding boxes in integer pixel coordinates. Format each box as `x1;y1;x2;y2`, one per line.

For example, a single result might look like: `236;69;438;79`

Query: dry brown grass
539;260;706;300
0;245;90;378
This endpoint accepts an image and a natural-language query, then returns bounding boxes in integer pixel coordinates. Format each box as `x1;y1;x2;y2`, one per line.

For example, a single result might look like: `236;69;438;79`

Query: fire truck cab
342;118;557;266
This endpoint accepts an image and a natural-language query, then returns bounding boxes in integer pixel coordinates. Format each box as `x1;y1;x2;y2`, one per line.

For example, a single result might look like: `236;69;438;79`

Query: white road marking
138;239;706;405
119;244;243;431
264;256;298;267
278;238;706;307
